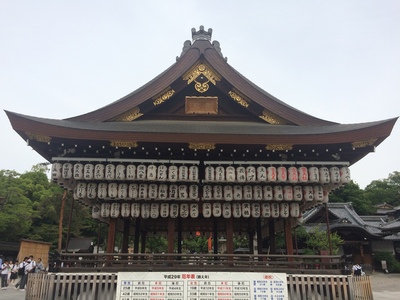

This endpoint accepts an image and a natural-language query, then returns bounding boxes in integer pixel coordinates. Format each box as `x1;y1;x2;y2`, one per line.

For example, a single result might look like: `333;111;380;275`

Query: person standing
35;258;45;273
10;260;18;285
1;260;9;290
17;257;29;291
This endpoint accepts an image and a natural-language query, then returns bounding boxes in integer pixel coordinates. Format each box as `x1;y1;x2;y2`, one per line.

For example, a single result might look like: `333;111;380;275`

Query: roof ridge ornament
192;25;212;41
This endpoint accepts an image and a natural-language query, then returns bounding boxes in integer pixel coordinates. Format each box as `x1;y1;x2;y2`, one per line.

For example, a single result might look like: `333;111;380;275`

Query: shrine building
5;26;397;261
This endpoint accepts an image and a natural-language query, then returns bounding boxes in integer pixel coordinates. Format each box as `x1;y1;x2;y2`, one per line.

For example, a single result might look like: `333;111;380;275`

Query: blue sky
1;1;399;188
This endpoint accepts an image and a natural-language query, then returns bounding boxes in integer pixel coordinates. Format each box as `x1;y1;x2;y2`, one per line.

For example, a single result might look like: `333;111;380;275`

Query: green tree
298;226;343;255
365;171;400;207
330;181;373;215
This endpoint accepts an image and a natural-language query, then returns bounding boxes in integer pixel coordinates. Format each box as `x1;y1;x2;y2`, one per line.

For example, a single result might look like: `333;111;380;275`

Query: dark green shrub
373;252;400;273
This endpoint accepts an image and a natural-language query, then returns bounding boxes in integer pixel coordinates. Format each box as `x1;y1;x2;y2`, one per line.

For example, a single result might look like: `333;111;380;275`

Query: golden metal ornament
110;140;138;148
351;138;377;148
266;144;293;151
153;89;176;106
259;110;287;125
116;107;143;122
228;90;249;108
188;142;216;150
25;132;52;143
183;63;221;93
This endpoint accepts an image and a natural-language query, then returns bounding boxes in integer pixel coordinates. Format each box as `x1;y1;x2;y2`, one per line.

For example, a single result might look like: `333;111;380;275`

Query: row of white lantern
205;165;350;184
52;163;199;182
93;202;301;219
73;182;329;202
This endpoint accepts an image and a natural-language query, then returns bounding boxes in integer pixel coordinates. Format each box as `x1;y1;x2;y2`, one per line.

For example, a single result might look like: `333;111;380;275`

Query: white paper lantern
213;185;223;200
97;183;108;199
212;203;222;217
233;185;243;201
158;184;168;200
126;164;136;180
222;203;231;218
151;203;160;219
178;185;188;200
62;163;73;179
263;186;273;201
232;203;241;218
202;185;212;200
236;166;246;183
138;184;148;199
257;166;267;182
205;166;215;182
121;203;131;217
137;164;147;180
118;183;128;199
246;166;256;182
223;185;233;201
94;164;105;180
92;204;101;219
271;203;280;218
84;164;94;180
115;164;126;181
215;166;225;182
148;184;158;199
243;185;252;200
273;186;283;201
73;163;84;180
110;203;120;218
180;203;189;218
51;163;62;180
188;165;198;181
190;204;199;218
253;185;263;201
169;203;179;219
340;166;351;183
283;186;293;201
277;166;287;182
288;166;298;183
108;183;118;199
290;203;300;218
251;203;261;218
319;167;330;184
202;203;212;218
160;203;169;218
298;166;308;183
267;166;277;182
178;165;188;181
131;203;141;218
280;203;290;218
189;185;199;200
169;185;178;200
242;203;251;218
87;183;97;199
128;184;138;199
226;166;236;182
168;165;178;182
141;203;150;219
147;164;157;181
313;185;324;201
293;186;303;201
76;182;87;199
105;164;116;180
261;203;271;218
157;165;167;181
100;203;110;218
308;167;319;183
303;186;314;202
329;167;340;184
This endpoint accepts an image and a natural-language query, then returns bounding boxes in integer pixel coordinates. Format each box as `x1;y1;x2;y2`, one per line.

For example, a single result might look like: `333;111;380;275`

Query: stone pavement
0;272;399;299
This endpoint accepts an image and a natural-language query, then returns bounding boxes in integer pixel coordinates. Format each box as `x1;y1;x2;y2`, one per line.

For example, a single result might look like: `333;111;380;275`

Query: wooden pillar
168;218;175;255
268;220;276;254
133;218;141;254
256;219;263;256
226;218;234;255
249;231;254;254
107;217;117;254
285;218;294;261
177;218;182;255
121;218;130;253
140;231;147;254
213;219;218;254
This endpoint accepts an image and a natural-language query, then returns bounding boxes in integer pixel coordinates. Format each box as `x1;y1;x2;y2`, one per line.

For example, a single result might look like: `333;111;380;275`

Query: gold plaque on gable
185;96;218;115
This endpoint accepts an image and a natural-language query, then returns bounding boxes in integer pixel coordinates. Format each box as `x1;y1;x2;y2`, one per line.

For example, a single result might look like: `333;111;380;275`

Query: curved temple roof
5;26;398;165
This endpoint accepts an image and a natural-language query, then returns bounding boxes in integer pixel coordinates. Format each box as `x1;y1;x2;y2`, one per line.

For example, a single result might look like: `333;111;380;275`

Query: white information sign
117;272;288;300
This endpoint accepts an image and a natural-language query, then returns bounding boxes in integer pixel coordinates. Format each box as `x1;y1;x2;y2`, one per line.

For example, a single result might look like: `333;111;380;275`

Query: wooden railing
26;272;373;300
55;252;345;274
